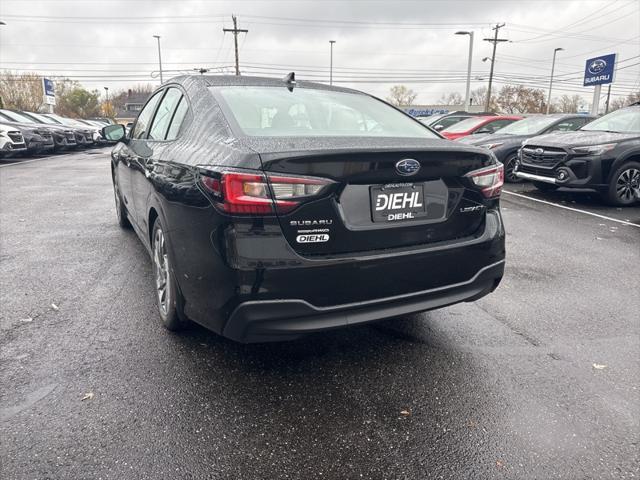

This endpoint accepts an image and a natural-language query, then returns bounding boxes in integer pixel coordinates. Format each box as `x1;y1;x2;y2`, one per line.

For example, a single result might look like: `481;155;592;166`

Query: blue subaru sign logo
584;53;616;86
395;159;420;176
588;59;606;75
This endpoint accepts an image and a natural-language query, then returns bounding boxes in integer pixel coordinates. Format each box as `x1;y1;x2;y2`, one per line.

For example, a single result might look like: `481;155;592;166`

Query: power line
511;0;624;42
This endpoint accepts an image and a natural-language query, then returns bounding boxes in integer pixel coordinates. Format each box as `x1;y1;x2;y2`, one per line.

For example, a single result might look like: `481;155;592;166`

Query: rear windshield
213;86;437;138
442;116;490;133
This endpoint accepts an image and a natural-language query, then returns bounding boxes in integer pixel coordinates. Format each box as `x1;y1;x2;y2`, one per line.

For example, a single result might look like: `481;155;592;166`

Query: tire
532;181;559;192
604;161;640;206
151;219;189;331
112;177;131;229
503;154;523;183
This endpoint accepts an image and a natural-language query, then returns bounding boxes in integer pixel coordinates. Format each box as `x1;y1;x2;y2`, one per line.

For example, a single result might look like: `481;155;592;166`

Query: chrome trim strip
515;172;556;184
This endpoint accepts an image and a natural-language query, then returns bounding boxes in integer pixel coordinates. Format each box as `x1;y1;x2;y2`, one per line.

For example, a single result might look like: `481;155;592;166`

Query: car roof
169;74;363;96
477;115;522;121
535;113;596;119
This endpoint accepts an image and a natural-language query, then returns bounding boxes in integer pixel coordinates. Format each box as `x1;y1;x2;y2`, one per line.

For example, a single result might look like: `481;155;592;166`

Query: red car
440;115;523;140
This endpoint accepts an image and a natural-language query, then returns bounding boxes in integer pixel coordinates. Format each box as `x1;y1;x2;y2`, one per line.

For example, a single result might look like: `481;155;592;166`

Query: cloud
0;0;638;103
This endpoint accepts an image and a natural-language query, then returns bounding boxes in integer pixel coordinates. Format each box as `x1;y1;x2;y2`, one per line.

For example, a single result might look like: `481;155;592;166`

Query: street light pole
329;40;336;85
455;31;474;112
153;35;163;84
546;47;563;114
103;86;110;117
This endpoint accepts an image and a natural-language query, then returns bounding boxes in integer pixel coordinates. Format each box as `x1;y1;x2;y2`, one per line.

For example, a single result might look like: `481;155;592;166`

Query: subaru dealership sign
405;108;450;117
583;54;616;86
42;78;56;105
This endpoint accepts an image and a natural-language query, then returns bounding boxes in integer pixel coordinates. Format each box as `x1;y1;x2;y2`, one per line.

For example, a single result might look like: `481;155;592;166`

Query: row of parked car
416;106;640;206
0;110;116;158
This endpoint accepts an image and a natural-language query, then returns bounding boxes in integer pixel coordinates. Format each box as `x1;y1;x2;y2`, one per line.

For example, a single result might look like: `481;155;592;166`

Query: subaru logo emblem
588;59;606;75
534;148;544;156
395;159;420;176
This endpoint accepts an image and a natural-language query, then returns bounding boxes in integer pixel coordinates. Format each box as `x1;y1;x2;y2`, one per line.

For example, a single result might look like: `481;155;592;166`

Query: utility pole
329;40;336;85
546;47;564;114
605;84;612;113
223;15;248;76
483;23;508;112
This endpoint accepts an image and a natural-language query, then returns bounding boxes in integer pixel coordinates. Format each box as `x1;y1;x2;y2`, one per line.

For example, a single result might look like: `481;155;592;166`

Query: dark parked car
102;75;505;342
42;113;95;147
515;106;640;205
442;115;523;140
0;109;77;151
459;114;595;182
0;109;55;155
89;117;115;125
417;111;491;132
76;119;109;144
19;111;81;149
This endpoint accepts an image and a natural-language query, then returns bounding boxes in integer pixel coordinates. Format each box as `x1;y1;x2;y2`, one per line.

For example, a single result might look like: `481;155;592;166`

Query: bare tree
496;85;546;114
438;92;463;105
470;86;498;111
609;90;640;112
0;72;45;111
386;85;417;107
102;101;116;118
554;94;585;113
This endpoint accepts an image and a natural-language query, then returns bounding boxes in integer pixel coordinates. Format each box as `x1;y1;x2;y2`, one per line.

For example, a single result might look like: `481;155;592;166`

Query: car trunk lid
241;136;496;256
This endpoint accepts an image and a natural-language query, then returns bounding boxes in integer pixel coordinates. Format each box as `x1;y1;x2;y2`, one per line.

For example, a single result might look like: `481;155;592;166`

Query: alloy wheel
615;167;640;203
153;228;171;316
505;157;521;183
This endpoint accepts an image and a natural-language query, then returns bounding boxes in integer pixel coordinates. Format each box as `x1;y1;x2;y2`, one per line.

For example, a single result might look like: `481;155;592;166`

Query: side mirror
475;128;491;134
433;124;445;131
102;124;127;143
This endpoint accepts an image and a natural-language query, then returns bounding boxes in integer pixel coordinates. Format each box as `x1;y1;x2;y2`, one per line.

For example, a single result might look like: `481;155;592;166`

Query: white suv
0;123;27;157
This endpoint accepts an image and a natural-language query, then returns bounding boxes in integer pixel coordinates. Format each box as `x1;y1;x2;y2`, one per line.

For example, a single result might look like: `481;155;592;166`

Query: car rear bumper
174;206;505;342
222;260;504;343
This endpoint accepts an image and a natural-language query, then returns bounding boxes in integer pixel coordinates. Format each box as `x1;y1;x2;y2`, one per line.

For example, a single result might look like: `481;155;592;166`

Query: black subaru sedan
102;75;505;343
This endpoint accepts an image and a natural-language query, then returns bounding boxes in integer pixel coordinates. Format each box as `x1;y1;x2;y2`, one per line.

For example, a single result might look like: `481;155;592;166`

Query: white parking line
0;150;109;169
503;190;640;228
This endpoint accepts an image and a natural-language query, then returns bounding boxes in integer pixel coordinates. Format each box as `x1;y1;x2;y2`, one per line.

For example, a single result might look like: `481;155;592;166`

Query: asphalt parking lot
1;150;638;480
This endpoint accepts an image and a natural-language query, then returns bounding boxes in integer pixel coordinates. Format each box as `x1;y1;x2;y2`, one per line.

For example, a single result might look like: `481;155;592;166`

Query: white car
0;123;27;157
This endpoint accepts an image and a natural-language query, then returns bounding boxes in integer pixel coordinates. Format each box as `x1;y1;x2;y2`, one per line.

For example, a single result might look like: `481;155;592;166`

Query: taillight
200;171;334;215
465;163;504;198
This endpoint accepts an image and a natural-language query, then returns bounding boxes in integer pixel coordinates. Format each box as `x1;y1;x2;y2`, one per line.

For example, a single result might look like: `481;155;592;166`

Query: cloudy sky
0;0;638;105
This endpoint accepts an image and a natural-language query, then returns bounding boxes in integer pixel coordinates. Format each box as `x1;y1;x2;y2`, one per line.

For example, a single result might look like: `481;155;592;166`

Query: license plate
370;183;426;222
